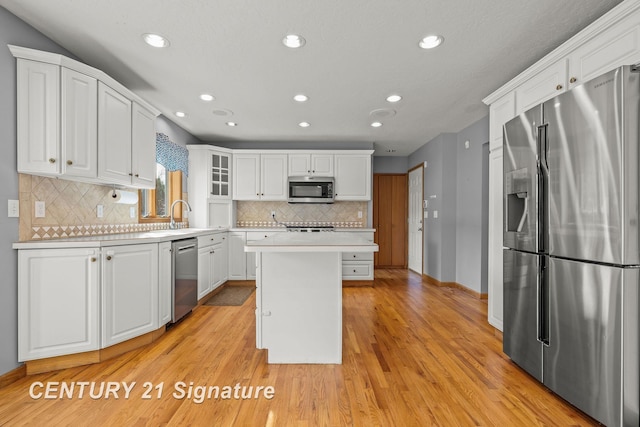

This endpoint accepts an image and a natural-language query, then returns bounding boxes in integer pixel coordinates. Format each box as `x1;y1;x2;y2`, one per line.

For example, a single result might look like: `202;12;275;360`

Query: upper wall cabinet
11;45;160;189
233;153;287;201
515;60;567;114
288;153;334;177
334;153;373;201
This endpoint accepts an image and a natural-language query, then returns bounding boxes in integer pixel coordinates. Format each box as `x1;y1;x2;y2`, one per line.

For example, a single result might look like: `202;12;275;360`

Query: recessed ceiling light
283;34;306;48
298;122;310;128
226;121;237;127
294;94;308;102
371;122;383;128
175;111;185;118
200;94;214;102
142;33;170;48
419;35;444;49
386;94;402;103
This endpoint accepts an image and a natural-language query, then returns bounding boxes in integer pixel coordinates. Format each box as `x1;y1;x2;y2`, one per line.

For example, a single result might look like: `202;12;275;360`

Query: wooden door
373;174;408;268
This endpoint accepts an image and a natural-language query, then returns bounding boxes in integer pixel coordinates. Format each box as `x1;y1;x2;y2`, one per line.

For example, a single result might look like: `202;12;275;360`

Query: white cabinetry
16;60;99;178
228;231;248;280
102;243;158;347
11;45;159;189
567;11;640;89
98;84;156;189
98;82;132;185
18;248;100;361
158;241;172;326
341;231;375;281
515;60;567;114
130;102;157;188
187;145;233;229
334;153;372;201
233;153;287;200
487;147;504;331
62;68;98;178
288;153;334;176
197;233;228;300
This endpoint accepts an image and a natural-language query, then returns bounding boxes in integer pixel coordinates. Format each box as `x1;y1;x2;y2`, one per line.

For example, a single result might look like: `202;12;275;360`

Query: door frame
407;163;424;275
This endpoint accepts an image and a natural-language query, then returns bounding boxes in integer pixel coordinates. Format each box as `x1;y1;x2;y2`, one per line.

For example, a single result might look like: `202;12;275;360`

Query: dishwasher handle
176;244;196;252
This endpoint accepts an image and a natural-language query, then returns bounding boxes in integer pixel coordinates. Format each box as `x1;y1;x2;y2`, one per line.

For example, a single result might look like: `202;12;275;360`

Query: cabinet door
228;232;247;280
567;11;640;89
212;238;228;290
18;248;100;361
61;68;97;178
102;244;158;347
131;102;156;189
516;60;567;114
210;152;231;198
311;154;334;176
233;154;260;200
158;241;172;326
288;154;311;176
198;246;212;300
261;154;288;200
16;59;60;175
98;82;132;185
487;147;504;331
334;154;372;200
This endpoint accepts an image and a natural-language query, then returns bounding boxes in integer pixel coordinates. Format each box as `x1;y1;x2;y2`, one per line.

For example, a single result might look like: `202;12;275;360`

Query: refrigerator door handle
537;256;550;346
537;123;549;252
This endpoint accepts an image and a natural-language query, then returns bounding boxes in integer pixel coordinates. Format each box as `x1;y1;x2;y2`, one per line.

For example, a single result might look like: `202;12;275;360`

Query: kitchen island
245;232;378;364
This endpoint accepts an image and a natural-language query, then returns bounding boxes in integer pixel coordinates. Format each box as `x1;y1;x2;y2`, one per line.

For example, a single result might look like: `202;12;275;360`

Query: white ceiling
0;0;623;156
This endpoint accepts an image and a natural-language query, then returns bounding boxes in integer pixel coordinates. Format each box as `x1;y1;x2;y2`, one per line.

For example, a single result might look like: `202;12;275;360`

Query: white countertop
244;232;379;253
13;228;228;249
230;227;375;233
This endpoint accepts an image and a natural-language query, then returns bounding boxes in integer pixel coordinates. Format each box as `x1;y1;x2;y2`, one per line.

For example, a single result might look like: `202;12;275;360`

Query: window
139;163;183;222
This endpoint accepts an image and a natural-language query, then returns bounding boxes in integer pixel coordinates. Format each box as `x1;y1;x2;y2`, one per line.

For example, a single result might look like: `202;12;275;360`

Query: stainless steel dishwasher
171;238;198;323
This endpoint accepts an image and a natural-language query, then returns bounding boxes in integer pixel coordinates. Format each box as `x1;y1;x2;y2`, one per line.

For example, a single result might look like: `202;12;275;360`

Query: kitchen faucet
170;199;192;229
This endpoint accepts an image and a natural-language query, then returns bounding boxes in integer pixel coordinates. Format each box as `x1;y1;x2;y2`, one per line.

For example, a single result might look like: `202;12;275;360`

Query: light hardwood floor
0;269;598;426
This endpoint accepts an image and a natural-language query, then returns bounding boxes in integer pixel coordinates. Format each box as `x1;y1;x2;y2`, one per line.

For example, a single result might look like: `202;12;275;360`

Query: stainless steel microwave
288;176;335;203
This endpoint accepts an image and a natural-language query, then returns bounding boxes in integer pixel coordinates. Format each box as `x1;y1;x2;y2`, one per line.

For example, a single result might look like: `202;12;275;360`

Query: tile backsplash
236;201;367;228
18;174;186;241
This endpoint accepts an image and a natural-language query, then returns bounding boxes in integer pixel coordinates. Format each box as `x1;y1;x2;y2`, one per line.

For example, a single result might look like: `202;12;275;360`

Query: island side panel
259;251;342;364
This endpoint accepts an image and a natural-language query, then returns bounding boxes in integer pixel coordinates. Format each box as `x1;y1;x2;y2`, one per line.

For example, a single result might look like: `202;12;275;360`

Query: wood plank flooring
0;269;598;426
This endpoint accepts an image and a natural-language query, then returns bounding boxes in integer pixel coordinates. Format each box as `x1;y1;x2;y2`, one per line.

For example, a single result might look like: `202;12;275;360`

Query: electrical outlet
130;207;136;218
35;201;45;218
97;204;104;218
8;200;19;218
357;211;363;219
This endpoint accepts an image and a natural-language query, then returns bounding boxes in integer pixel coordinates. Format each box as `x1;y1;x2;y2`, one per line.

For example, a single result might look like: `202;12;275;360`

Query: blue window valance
156;133;188;176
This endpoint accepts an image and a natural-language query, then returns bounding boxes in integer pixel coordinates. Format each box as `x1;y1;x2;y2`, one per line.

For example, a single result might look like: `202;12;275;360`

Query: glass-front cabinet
211;153;230;198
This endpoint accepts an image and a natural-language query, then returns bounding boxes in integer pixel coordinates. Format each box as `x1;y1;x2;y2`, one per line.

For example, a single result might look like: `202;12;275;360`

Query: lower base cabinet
197;232;228;300
18;248;101;361
102;243;158;347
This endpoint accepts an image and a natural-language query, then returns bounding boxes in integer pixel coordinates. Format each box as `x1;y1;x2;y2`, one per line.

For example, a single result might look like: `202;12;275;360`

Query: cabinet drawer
342;262;373;280
342;252;374;261
198;232;226;248
246;231;280;241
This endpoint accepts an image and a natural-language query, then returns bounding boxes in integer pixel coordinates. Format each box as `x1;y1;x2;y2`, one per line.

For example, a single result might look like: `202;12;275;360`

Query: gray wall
455;117;490;293
407;116;489;293
373;156;409;174
0;6;80;376
156;115;203;148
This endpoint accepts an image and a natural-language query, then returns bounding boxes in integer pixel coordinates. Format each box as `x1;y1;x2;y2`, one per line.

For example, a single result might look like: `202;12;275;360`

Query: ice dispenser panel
505;168;529;233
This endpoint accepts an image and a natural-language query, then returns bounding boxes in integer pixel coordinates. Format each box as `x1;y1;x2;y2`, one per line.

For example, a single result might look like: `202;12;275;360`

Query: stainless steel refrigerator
503;66;639;427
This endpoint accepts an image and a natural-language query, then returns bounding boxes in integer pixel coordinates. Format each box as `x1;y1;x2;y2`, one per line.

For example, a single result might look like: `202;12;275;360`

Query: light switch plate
35;201;45;218
433;210;438;219
130;207;136;218
8;200;19;217
97;204;104;218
